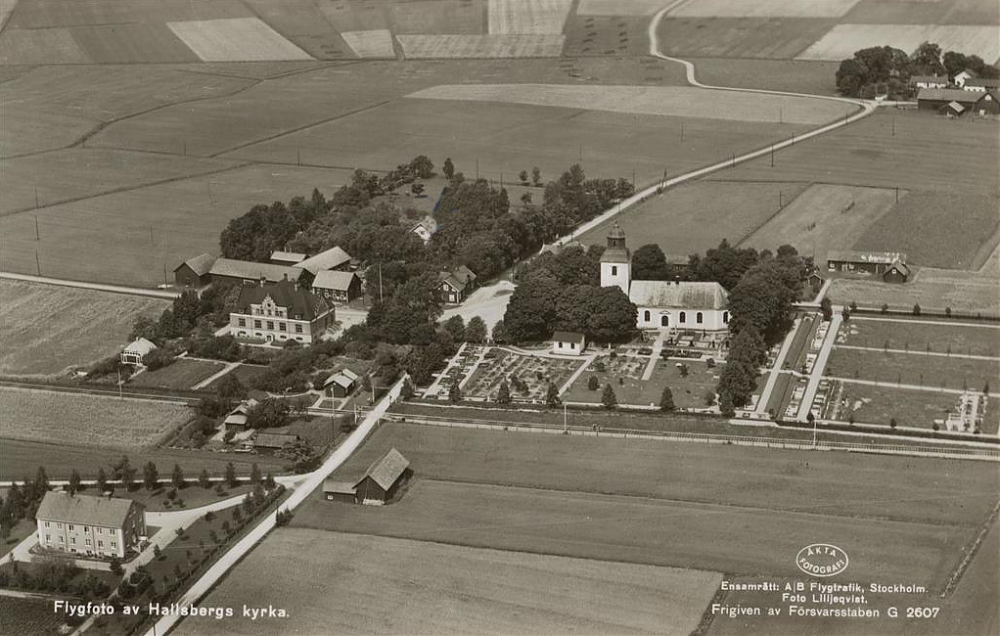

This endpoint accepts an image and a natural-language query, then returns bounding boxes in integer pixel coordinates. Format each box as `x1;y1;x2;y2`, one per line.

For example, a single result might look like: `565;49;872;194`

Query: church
599;223;730;332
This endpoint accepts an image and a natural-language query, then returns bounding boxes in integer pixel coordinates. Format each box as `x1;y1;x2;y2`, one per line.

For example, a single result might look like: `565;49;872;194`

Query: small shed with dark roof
355;448;410;505
882;261;910;284
323;480;357;503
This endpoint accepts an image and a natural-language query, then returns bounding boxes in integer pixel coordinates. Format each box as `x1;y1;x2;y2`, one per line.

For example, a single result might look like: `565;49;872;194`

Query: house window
83;526;88;532
85;539;92;546
71;537;76;544
58;536;64;543
696;312;704;324
238;318;246;327
45;534;51;542
45;521;50;528
254;320;262;329
611;266;618;275
111;542;117;548
267;321;275;330
570;342;576;349
644;310;650;322
279;323;286;332
723;312;729;324
295;324;303;333
679;311;687;324
69;525;74;531
98;541;103;548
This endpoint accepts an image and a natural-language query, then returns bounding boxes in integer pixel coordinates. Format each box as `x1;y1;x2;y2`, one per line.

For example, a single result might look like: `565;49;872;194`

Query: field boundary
940;501;1000;598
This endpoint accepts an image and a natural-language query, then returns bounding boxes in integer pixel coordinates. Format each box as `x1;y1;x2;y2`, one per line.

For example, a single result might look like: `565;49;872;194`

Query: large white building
36;491;146;559
599;224;730;332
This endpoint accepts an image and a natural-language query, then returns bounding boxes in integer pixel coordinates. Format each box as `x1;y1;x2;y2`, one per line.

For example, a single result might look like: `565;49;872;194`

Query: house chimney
259;275;266;287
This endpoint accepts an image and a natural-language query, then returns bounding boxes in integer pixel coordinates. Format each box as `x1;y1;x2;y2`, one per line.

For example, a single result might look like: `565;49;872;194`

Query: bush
587;375;600;391
142;348;175;371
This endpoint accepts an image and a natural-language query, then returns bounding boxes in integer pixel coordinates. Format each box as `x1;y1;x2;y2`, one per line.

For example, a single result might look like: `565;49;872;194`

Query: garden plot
671;0;861;18
406;83;855;125
167;18;312;62
128;359;225;390
397;34;565;58
488;0;573;34
577;0;666;16
740;184;898;265
798;24;1000;63
340;29;395;58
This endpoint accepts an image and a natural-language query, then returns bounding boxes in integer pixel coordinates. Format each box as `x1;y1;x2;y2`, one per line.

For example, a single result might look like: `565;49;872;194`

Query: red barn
354;448;410;505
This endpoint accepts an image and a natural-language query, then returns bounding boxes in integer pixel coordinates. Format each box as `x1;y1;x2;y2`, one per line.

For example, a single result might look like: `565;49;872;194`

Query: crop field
798;24;1000;62
722;110;1000;195
397;33;566;58
0;26;90;65
5;0;250;29
0;280;169;375
577;0;666;16
176;529;721;636
340;28;396;58
580;180;809;256
406;83;856;125
239;0;354;59
828;268;1000;316
853;192;1000;270
825;347;999;391
656;17;837;59
0;596;67;636
562;13;650;56
488;0;573;34
167;18;311;62
839;317;1000;358
0;387;191;449
0;164;354;286
390;0;486;35
128;359;224;390
739;183;897;263
686;58;841;95
671;0;861;18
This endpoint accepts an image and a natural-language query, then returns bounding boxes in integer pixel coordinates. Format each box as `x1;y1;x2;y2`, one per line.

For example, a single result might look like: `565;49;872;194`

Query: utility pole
35;250;41;276
476;158;479;181
378;263;383;303
891;116;895;137
117;368;123;400
895;187;899;204
163;263;168;286
779;191;783;209
770;145;774;167
34;187;39;209
34;216;39;241
563;403;567;433
579;145;582;163
297;148;301;166
631;167;636;191
680;122;684;141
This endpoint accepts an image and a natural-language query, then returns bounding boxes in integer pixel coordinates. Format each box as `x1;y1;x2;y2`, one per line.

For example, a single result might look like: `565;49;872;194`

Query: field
656;17;837;59
798;24;1000;62
0;280;169;375
825;347;999;391
686;58;841;95
739;183;898;264
562;13;650;56
166;18;311;62
0;596;68;636
828;268;1000;316
838;317;1000;358
340;28;396;58
396;33;565;58
128;359;225;390
671;0;862;18
577;0;666;16
176;529;721;636
580;180;809;256
488;0;573;34
853;192;1000;270
0;387;191;449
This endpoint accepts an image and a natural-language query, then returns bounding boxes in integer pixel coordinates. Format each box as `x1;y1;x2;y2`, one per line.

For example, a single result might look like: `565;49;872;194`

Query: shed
296;246;353;276
323;371;357;398
270;250;307;266
173;253;216;288
551;331;586;356
323;480;357;503
312;270;362;303
354;448;410;505
121;337;157;365
882;261;910;284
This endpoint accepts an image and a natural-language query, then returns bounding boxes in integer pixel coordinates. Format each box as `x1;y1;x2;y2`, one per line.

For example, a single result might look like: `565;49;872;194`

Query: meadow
686;58;840;95
128;359;225;390
176;529;721;636
657;17;837;59
0;387;191;449
0;280;169;375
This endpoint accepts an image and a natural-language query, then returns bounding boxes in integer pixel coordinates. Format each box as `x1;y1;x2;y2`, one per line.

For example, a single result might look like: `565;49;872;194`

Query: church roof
607;222;626;240
629;281;728;310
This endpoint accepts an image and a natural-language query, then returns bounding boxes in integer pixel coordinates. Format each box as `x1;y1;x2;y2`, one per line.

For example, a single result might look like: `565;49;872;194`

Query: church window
611;266;618;275
644;310;650;322
696;312;704;324
679;311;686;323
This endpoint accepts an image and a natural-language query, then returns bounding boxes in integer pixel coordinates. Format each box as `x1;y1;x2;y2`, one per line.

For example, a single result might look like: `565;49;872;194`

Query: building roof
944;101;966;113
235;280;332;321
323;371;356;389
607;223;626;240
916;88;986;104
223;413;248;427
312;270;358;292
356;448;409;491
439;265;477;293
296;246;352;275
552;331;585;345
270;250;307;264
887;261;910;276
123;337;157;356
909;75;947;85
36;491;138;528
253;433;299;448
174;253;216;276
826;250;907;265
209;258;303;283
955;69;978;79
628;281;728;310
323;480;356;495
411;217;438;234
964;78;1000;89
339;368;360;382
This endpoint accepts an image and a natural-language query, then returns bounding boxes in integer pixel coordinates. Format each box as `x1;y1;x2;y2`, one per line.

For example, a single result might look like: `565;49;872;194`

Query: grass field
562;13;650;56
828;268;1000;316
128;359;224;390
564;358;723;408
0;387;191;449
488;0;573;34
397;33;566;58
739;183;898;263
176;529;721;636
340;28;396;58
853;192;1000;270
205;363;268;391
657;17;837;59
166;18;311;62
580;180;809;256
686;57;840;95
671;0;861;18
0;280;169;375
798;24;1000;63
577;0;666;16
839;317;1000;358
826;347;999;391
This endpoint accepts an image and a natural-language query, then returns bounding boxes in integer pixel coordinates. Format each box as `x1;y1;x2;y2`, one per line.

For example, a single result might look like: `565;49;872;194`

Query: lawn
175;529;721;636
0;387;191;449
825;347;999;392
579;180;809;257
0;280;169;375
128;359;224;390
205;363;268;391
686;57;840;96
838;317;1000;358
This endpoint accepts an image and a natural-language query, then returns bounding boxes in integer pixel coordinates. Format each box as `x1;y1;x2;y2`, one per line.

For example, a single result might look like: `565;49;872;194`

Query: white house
953;69;977;88
551;331;586;356
120;337;157;366
411;217;438;245
36;491;146;559
599;224;729;333
963;78;1000;93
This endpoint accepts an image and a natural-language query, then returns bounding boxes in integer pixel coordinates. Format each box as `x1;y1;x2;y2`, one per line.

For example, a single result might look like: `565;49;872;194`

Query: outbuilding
173;254;216;288
252;433;300;450
121;338;157;366
882;261;910;284
551;331;586;356
312;270;362;303
354;448;410;505
322;480;357;503
323;369;359;398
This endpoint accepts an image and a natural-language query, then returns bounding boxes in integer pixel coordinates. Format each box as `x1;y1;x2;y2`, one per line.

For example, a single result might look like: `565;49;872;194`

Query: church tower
599;222;631;295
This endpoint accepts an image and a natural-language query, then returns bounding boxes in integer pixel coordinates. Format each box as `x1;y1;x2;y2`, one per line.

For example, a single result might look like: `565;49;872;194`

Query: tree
225;462;238;488
249;463;261;486
912;303;921;316
717;360;758;409
411;183;425;197
631;244;671;280
491;319;508;344
727;260;799;345
465;316;487;344
545;383;561;408
911;41;944;75
449;381;462;403
401;377;415;400
601;384;617;409
442;157;455;180
109;556;123;576
96;468;108;493
496;380;511;404
265;472;277;490
443;315;466;342
68;470;81;496
820;297;833;322
153;545;162;561
835;58;867;97
171;464;185;490
588;375;600;391
215;374;246;401
889;417;897;429
199;469;212;489
115;457;135;492
503;278;560;342
842;306;851;322
519;169;529;184
143;462;159;491
719;391;736;417
660;386;675;412
247;398;291;430
531;166;542;186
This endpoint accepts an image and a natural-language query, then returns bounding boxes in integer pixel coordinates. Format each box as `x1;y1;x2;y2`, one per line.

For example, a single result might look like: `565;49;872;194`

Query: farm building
355;448;410;505
411;217;438;245
230;279;334;344
598;225;729;332
827;250;908;276
253;433;300;450
120;337;157;366
551;331;586;356
963;78;1000;92
312;270;362;303
953;70;977;88
173;253;216;288
323;368;359;398
916;88;999;116
323;481;358;503
270;250;307;266
36;491;146;559
209;258;304;288
882;261;910;284
223;398;259;433
909;75;948;90
438;265;477;304
295;246;353;276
